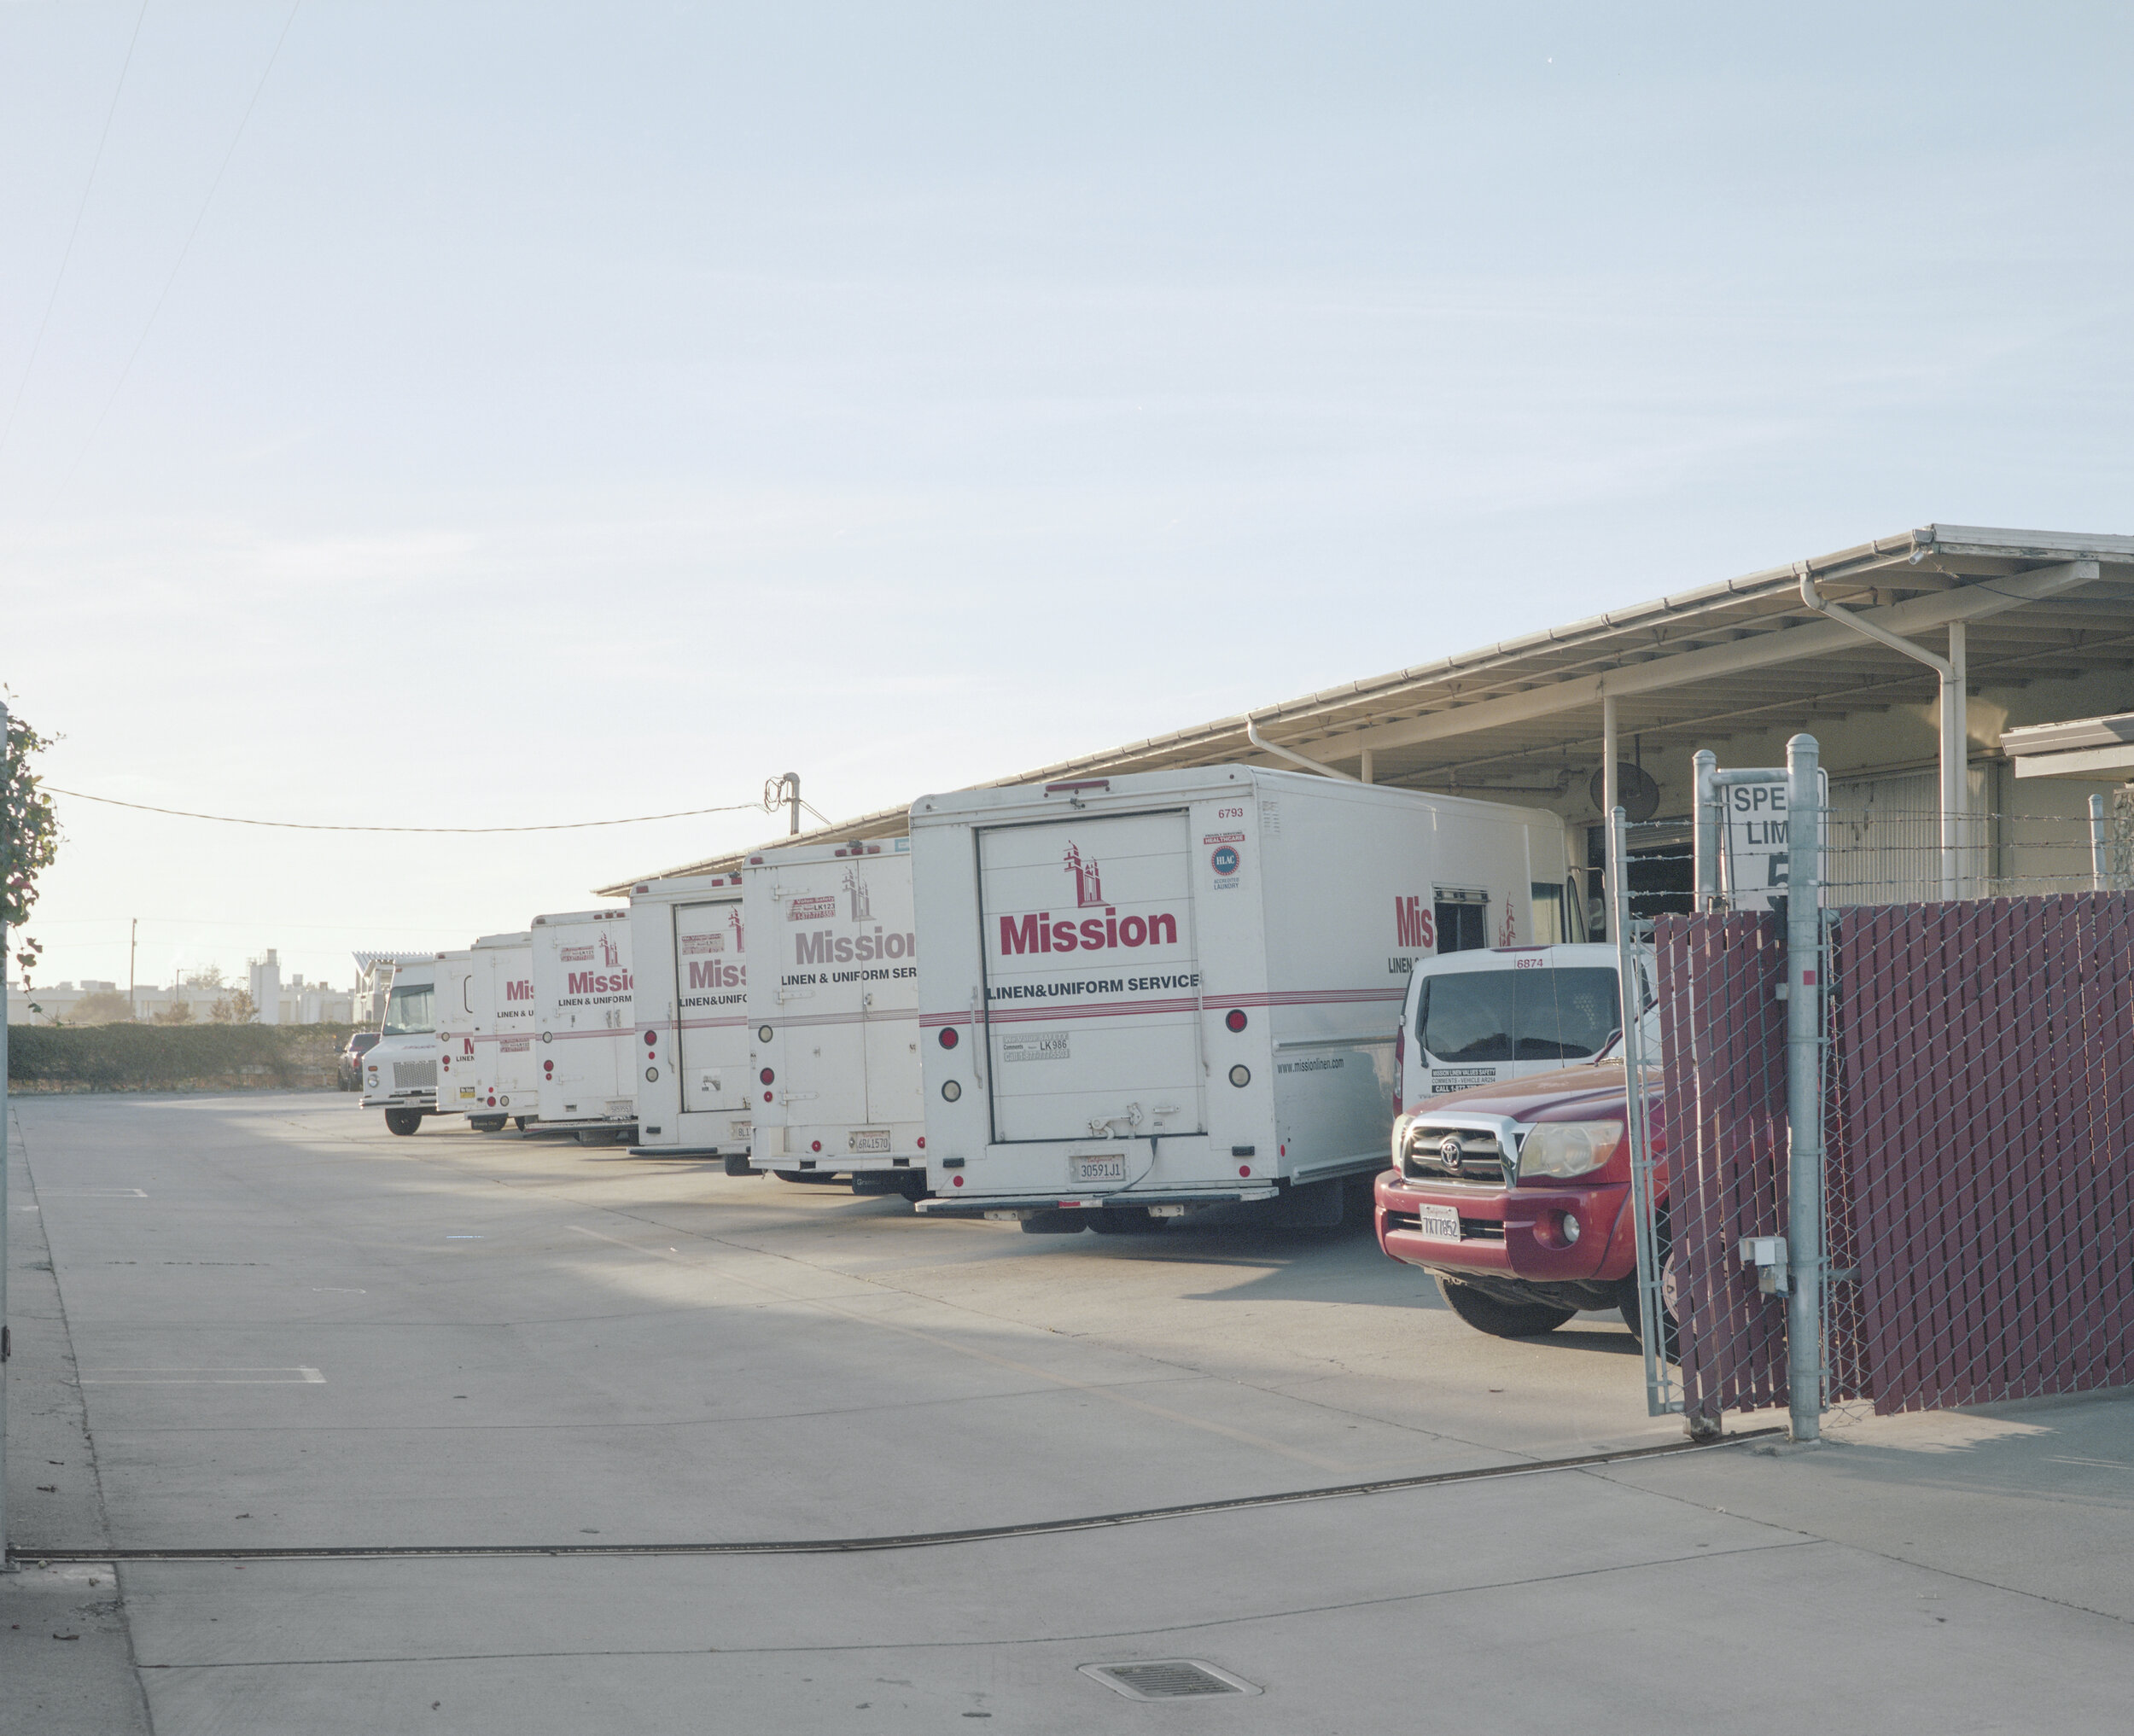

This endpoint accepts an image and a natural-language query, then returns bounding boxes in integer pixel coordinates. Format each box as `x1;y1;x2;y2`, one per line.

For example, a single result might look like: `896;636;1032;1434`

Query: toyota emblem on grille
1438;1134;1464;1173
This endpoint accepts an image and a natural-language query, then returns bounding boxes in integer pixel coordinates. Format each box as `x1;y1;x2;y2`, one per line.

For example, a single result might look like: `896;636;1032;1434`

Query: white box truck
743;836;926;1197
909;766;1571;1228
468;930;536;1131
361;955;440;1136
531;907;638;1141
627;871;753;1164
434;948;482;1124
1396;942;1639;1104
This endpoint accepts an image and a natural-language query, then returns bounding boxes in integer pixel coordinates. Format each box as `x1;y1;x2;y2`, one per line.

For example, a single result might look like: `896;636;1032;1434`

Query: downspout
1245;716;1360;781
1797;568;1966;900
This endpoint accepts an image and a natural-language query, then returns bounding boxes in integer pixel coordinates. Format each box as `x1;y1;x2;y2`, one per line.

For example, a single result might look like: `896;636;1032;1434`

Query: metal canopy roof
598;524;2134;892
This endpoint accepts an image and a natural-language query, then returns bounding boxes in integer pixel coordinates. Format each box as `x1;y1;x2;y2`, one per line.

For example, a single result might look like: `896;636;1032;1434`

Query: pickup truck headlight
1517;1121;1624;1180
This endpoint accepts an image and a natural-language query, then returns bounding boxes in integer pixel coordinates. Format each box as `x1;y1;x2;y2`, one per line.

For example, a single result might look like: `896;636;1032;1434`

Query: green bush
6;1022;361;1092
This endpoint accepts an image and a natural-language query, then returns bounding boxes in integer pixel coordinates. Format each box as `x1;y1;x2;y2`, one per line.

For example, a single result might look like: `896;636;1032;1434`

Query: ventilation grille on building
1078;1660;1260;1702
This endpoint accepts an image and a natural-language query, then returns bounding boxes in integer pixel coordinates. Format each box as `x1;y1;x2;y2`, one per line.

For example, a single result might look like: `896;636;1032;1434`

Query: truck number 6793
1217;807;1244;818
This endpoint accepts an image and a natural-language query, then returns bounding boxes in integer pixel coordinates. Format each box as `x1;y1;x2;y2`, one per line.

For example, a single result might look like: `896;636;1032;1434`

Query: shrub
6;1022;360;1092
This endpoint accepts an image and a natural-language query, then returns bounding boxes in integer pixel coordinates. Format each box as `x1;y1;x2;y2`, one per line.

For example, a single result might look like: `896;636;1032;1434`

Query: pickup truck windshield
382;983;434;1036
1420;967;1620;1063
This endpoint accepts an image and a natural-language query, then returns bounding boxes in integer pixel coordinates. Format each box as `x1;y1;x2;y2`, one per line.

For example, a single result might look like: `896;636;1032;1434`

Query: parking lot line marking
565;1223;1346;1471
83;1367;326;1385
50;1187;149;1197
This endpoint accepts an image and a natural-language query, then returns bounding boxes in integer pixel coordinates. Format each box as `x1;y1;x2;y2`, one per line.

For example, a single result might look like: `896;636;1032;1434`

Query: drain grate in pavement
1079;1660;1261;1702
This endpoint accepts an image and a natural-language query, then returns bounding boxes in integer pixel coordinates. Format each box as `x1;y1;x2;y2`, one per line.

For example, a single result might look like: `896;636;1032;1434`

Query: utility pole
784;772;801;836
130;917;137;1019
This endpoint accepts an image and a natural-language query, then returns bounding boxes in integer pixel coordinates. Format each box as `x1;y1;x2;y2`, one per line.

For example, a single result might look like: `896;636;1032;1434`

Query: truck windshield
382;983;434;1036
1420;967;1620;1063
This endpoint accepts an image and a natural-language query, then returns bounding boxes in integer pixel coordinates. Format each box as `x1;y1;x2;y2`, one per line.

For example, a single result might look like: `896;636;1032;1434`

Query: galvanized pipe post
2090;794;2110;892
1692;749;1718;910
1610;804;1674;1419
1784;732;1825;1442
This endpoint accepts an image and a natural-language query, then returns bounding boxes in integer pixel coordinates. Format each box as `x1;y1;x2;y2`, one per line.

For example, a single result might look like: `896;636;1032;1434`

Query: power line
45;787;773;835
0;0;153;470
49;0;302;504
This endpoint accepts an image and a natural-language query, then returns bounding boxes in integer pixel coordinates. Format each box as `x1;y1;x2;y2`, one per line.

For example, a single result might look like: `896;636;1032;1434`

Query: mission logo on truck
997;843;1183;956
562;934;632;1000
790;868;916;966
683;911;746;993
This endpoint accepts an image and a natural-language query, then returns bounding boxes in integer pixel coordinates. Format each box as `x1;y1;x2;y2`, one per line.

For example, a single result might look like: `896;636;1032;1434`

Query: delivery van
627;871;753;1163
1396;943;1647;1104
433;949;482;1124
361;956;440;1136
909;766;1571;1229
744;836;925;1197
468;930;535;1130
531;907;637;1141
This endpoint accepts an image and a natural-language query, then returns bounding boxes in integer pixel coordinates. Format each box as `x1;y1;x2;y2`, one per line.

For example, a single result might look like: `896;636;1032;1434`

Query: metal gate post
1611;806;1679;1419
1783;733;1824;1442
2090;794;2109;892
1692;749;1718;910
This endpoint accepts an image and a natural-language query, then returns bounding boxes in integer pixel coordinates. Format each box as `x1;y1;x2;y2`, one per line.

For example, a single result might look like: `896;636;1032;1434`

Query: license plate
1070;1153;1127;1185
1416;1203;1462;1240
848;1128;891;1155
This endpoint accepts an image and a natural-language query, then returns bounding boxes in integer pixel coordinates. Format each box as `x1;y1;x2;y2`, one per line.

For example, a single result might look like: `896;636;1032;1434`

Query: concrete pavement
6;1091;2131;1733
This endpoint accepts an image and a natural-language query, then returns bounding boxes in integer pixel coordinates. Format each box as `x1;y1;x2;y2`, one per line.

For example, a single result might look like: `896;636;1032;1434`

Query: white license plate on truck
1417;1203;1461;1240
848;1128;891;1154
1070;1153;1127;1185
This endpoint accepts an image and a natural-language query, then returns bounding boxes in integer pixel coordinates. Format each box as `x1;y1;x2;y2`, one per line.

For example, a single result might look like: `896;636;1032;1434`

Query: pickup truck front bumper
1375;1169;1635;1289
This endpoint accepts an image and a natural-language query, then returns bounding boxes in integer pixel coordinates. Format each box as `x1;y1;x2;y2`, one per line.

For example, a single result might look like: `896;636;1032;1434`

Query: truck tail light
1224;1009;1247;1033
759;1068;774;1085
644;1031;657;1046
938;1027;959;1049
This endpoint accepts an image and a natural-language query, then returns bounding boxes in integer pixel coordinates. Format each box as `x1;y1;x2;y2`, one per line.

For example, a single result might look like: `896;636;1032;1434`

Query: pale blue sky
5;2;2130;993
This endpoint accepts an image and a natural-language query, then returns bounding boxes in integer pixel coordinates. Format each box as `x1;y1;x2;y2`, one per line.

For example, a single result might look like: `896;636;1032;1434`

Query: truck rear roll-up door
977;810;1205;1144
673;900;747;1114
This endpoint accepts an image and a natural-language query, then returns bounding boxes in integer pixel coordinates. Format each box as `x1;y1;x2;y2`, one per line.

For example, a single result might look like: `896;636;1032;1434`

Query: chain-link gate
1630;737;2134;1435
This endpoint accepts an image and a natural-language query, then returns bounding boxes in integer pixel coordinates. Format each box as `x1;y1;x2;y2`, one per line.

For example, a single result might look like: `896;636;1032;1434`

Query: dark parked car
339;1030;382;1092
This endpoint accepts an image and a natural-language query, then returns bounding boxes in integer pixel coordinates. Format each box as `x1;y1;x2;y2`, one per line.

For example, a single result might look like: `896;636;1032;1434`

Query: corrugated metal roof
597;523;2134;892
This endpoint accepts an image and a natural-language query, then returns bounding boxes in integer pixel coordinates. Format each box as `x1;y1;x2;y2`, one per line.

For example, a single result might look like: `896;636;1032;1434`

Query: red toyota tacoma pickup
1373;1053;1678;1348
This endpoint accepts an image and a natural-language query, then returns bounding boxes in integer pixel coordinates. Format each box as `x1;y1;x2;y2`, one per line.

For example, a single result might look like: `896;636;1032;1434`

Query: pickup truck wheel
383;1108;423;1137
1435;1276;1577;1338
1618;1249;1683;1360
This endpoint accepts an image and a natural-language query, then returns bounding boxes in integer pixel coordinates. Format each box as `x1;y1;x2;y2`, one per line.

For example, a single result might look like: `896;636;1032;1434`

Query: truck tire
513;1116;529;1131
1618;1241;1683;1361
895;1171;930;1202
383;1108;423;1138
1435;1276;1577;1338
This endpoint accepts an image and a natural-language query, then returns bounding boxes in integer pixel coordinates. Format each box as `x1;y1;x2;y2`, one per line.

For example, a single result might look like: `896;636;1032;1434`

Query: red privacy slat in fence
1837;893;2134;1413
1655;912;1791;1423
